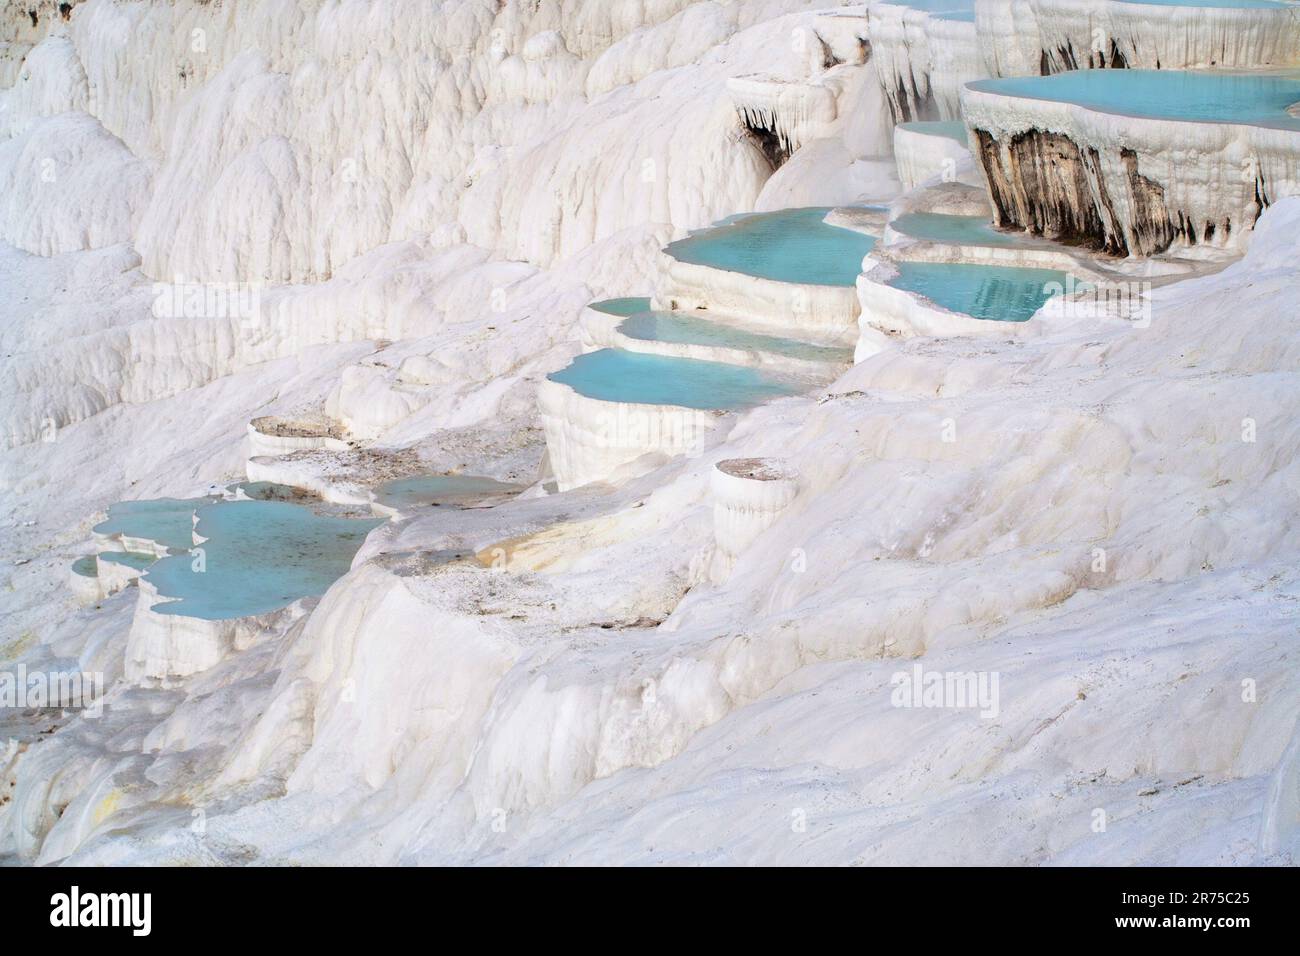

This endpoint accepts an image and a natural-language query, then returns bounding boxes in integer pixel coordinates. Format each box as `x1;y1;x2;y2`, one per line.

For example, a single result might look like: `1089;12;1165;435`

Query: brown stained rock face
883;75;939;126
1040;40;1128;75
737;107;791;171
974;128;1180;257
1120;149;1174;255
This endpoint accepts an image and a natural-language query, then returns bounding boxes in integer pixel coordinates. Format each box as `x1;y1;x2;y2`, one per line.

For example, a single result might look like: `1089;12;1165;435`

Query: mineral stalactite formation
973;129;1182;255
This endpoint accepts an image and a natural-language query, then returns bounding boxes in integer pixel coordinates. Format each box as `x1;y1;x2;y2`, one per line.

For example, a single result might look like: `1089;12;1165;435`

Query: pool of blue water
547;349;802;409
143;500;383;620
590;297;654;317
71;556;98;578
1116;0;1290;7
897;120;969;145
887;262;1076;322
374;474;522;511
92;497;209;551
617;311;852;364
101;551;158;571
875;0;975;12
664;207;878;287
891;212;1022;246
969;70;1300;130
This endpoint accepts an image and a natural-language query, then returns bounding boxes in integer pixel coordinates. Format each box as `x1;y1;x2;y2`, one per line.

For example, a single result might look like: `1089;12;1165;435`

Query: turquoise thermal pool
887;262;1076;322
890;212;1024;247
617;310;853;363
101;551;159;572
896;120;969;145
373;474;522;511
92;497;209;551
547;348;801;409
145;499;383;620
1115;0;1291;7
968;70;1300;130
590;297;653;317
71;556;99;578
663;207;878;287
875;0;975;12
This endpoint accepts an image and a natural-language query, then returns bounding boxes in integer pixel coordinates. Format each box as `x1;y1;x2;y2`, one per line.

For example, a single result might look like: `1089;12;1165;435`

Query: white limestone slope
538;379;729;492
1;0;858;286
0;0;887;450
3;199;1297;867
893;122;971;190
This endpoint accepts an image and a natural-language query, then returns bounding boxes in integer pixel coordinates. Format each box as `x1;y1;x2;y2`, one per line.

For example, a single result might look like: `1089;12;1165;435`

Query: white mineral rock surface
893;122;971;190
0;0;1296;867
868;1;981;122
977;0;1300;77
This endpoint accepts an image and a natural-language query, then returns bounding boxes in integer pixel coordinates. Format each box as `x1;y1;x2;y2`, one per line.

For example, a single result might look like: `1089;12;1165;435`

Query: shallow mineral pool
663;207;878;287
101;551;159;572
373;474;522;511
617;310;853;364
144;499;383;620
875;0;975;12
887;262;1076;322
890;212;1023;246
547;348;802;409
969;70;1300;130
590;297;654;317
897;120;969;145
92;497;209;551
71;555;99;578
1116;0;1290;8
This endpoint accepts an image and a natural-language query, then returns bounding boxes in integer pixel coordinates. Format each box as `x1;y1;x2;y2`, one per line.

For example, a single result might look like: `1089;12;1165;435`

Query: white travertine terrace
977;0;1300;77
124;579;306;682
854;257;1049;349
537;379;725;492
247;416;350;459
961;81;1300;255
93;554;148;598
728;74;841;163
654;252;864;342
893;122;972;189
868;1;980;122
583;309;848;380
244;454;373;506
710;457;801;581
726;9;872;164
67;561;101;606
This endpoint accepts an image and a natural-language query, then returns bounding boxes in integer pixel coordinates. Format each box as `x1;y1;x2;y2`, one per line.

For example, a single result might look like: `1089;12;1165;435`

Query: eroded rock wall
964;85;1300;256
